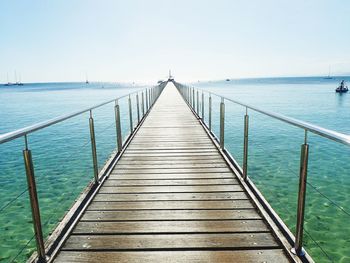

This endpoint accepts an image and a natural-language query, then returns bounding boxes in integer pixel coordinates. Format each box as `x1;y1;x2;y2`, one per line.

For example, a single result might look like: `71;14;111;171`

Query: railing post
150;88;152;106
292;132;309;256
23;136;47;263
187;87;190;103
89;111;99;183
147;89;150;109
136;93;140;123
202;92;204;119
149;88;151;107
243;108;249;181
114;100;123;152
209;94;212;131
152;88;154;105
141;91;145;117
186;87;190;103
192;88;195;110
128;95;133;132
220;98;225;149
196;90;199;115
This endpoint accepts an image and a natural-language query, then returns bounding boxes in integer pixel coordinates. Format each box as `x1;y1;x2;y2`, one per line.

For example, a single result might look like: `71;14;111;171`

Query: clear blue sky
1;0;350;83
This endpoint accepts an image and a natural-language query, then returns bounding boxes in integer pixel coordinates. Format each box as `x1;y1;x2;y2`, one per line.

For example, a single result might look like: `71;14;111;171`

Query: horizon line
1;74;350;86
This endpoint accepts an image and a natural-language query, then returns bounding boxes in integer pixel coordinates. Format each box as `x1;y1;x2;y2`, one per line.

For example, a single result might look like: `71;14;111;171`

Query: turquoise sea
0;78;349;262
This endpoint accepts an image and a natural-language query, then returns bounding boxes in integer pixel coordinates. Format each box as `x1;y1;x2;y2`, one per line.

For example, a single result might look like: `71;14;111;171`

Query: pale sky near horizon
1;0;350;83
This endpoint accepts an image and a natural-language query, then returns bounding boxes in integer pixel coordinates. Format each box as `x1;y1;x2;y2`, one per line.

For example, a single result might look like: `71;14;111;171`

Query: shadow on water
335;92;347;107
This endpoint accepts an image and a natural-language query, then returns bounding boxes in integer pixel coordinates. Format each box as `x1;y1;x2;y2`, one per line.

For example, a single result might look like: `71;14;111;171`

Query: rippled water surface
0;78;349;262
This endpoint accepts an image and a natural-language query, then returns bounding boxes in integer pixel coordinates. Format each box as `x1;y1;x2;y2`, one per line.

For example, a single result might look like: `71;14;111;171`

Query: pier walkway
54;82;292;262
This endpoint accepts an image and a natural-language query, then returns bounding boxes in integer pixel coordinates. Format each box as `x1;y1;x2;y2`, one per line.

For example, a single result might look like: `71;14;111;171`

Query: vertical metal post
141;92;145;116
196;90;199;114
89;111;99;183
146;89;149;109
192;88;195;110
150;88;152;106
209;94;212;131
220;98;225;149
128;95;133;132
243;109;249;181
146;89;150;111
114;100;122;152
201;92;204;119
188;87;190;103
136;93;140;123
23;137;47;263
152;88;153;105
149;88;151;107
292;132;309;256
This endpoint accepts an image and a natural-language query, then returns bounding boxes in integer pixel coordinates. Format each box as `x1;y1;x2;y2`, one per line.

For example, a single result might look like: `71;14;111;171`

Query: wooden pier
53;82;294;262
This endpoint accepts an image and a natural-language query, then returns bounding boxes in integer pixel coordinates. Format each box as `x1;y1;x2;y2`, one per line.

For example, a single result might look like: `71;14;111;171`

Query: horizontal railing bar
180;82;350;147
0;87;152;144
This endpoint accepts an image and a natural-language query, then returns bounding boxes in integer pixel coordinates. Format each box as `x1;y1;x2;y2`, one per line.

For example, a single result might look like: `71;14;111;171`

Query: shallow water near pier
0;78;350;262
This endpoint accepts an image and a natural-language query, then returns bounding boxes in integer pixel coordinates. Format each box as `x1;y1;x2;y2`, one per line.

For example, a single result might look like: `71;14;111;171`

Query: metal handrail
174;80;349;260
0;88;143;144
177;82;350;147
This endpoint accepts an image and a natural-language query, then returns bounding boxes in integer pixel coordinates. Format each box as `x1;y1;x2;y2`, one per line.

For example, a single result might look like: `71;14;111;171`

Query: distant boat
324;66;333;79
4;73;15;86
226;79;230;81
336;80;348;93
85;73;89;84
17;73;24;86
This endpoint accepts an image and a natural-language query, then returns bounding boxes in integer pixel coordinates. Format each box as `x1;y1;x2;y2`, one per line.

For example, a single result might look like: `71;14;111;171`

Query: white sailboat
324;65;333;79
4;73;13;86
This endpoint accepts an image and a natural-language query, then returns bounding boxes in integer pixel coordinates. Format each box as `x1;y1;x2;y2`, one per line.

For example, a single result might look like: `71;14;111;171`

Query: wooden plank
99;185;243;194
119;156;225;161
108;173;234;180
55;250;291;263
125;149;218;153
111;168;232;174
114;163;228;169
127;146;217;150
117;159;226;165
122;153;219;157
87;200;254;210
103;178;238;186
81;209;261;221
73;219;268;234
62;233;280;250
93;192;249;202
129;143;212;146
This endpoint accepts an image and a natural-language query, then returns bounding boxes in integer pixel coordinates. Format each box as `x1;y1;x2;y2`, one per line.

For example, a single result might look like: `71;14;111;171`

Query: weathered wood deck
54;83;292;262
